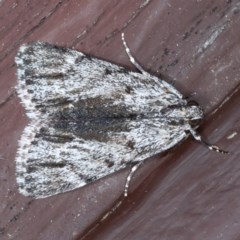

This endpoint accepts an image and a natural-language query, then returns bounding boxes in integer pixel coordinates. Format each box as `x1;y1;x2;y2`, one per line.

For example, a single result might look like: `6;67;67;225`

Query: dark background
0;0;240;239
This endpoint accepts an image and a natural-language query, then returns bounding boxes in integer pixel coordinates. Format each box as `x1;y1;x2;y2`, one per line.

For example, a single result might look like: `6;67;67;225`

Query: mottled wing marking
15;42;194;198
16;117;188;198
16;42;184;119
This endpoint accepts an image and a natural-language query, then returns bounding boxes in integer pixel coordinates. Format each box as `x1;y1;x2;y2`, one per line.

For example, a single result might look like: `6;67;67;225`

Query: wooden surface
0;0;240;239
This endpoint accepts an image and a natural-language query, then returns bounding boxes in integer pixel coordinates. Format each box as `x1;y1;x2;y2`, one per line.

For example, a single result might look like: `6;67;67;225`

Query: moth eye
189;118;201;127
187;100;199;107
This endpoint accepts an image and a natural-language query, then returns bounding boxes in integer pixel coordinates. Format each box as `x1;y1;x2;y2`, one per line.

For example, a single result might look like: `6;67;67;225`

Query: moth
15;33;227;199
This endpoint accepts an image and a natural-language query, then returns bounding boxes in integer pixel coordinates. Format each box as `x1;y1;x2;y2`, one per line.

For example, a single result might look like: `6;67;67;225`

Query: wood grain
0;0;239;239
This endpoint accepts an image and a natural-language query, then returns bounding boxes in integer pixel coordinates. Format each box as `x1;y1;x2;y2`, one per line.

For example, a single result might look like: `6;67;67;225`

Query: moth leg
84;163;143;239
121;33;150;76
124;162;142;197
189;128;229;154
99;163;142;223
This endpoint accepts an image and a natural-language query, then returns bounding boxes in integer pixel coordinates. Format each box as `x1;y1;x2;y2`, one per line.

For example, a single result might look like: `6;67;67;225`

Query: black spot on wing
125;85;134;94
127;140;135;150
75;55;85;64
104;159;115;168
104;68;112;75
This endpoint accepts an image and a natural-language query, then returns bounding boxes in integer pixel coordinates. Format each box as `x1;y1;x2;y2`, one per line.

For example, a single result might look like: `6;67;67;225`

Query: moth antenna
124;162;142;197
189;129;229;154
121;33;149;76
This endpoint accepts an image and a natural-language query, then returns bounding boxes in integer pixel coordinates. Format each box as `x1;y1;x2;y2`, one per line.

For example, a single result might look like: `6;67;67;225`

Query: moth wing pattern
16;117;188;198
16;42;184;118
15;42;193;198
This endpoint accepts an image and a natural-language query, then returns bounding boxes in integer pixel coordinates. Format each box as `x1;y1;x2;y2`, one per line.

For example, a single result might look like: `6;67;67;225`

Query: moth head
186;101;204;127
